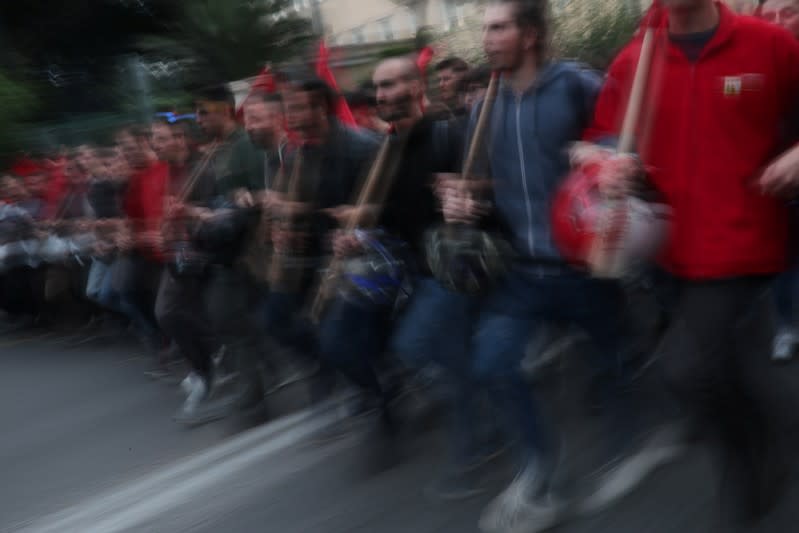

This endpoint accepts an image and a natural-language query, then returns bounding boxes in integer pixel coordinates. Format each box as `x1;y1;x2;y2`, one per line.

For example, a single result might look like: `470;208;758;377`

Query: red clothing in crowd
124;161;170;260
587;3;799;279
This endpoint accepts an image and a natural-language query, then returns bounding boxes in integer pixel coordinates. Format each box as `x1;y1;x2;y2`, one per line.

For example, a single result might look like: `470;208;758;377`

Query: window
379;17;394;41
442;0;458;31
406;10;418;34
352;26;365;44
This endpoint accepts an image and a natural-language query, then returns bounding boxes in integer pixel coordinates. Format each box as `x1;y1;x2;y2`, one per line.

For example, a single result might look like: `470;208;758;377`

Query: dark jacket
379;116;462;256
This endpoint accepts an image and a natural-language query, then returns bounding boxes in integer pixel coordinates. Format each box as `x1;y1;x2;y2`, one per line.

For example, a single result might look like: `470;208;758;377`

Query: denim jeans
318;297;392;397
472;268;628;467
103;256;162;349
391;277;484;465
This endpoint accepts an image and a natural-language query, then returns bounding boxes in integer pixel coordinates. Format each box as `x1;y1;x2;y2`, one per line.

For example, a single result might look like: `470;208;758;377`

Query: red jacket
588;3;799;279
124;161;169;260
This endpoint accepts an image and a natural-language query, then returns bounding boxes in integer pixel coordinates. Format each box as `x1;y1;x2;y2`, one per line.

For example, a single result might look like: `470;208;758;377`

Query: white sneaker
179;372;199;396
772;329;798;362
578;426;686;515
479;464;562;533
175;377;208;419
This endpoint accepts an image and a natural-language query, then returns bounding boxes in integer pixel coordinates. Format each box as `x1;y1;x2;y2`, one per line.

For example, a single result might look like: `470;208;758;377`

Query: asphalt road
3;329;799;533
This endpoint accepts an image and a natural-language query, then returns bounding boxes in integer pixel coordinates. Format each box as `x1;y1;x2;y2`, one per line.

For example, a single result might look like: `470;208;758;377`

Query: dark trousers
471;270;629;467
318;297;392;398
656;277;795;517
155;270;217;379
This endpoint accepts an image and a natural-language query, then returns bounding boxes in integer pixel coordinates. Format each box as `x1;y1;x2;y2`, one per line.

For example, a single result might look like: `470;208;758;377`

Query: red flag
416;46;435;113
416;46;435;77
315;41;357;127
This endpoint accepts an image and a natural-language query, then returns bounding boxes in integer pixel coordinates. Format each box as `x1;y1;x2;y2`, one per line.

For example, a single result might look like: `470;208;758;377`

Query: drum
336;229;410;307
424;223;513;294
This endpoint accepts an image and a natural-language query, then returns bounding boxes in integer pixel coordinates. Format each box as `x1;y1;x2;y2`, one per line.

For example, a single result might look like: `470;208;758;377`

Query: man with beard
423;1;675;531
318;56;462;440
154;85;261;423
259;78;378;405
585;0;799;524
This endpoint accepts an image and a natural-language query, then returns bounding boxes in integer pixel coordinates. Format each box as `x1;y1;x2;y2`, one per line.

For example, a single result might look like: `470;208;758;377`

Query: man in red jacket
113;125;169;358
584;0;799;522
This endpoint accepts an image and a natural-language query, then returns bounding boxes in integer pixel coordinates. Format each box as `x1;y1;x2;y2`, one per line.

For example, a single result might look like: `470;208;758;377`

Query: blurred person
113;125;169;358
584;0;799;524
345;89;389;133
459;65;492;112
319;55;463;446
429;1;675;531
150;121;180;166
84;148;130;325
759;0;799;361
761;0;799;35
256;78;379;406
155;84;262;423
38;152;95;329
434;56;470;116
0;175;42;329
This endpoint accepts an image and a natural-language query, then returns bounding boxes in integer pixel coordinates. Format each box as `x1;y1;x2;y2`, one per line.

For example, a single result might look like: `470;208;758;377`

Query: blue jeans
100;257;162;348
318;298;392;396
391;277;483;464
472;269;629;466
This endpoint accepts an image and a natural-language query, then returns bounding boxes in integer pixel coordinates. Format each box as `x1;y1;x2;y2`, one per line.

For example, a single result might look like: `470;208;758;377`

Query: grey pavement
2;330;799;533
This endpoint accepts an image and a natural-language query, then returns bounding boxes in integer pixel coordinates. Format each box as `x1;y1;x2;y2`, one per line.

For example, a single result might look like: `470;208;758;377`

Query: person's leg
391;277;483;468
115;256;163;350
204;268;263;405
772;269;799;361
319;297;388;398
154;270;216;383
658;278;788;522
85;260;108;304
555;276;634;450
473;274;566;533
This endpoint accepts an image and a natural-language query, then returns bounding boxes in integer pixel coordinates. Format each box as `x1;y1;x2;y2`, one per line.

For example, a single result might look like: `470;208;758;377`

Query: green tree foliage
552;0;642;69
0;70;39;157
138;0;314;87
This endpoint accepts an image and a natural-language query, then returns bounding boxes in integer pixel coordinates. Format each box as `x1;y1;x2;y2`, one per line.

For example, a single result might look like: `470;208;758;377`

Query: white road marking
15;399;348;533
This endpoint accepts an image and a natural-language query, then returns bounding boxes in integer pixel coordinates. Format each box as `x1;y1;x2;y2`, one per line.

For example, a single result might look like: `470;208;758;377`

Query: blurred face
151;123;178;163
284;88;328;145
1;176;27;201
483;3;535;72
464;83;488;111
196;100;229;138
100;149;129;181
763;0;799;38
244;99;284;150
171;125;190;162
374;60;421;123
437;68;465;105
65;158;86;185
25;172;48;198
76;145;100;176
116;131;147;169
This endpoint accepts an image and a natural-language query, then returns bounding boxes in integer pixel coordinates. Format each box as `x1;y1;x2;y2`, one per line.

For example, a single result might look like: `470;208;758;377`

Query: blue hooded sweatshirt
467;61;601;265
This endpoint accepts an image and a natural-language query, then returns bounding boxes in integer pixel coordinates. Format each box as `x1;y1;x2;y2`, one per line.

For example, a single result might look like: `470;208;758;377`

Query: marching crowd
4;0;799;531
